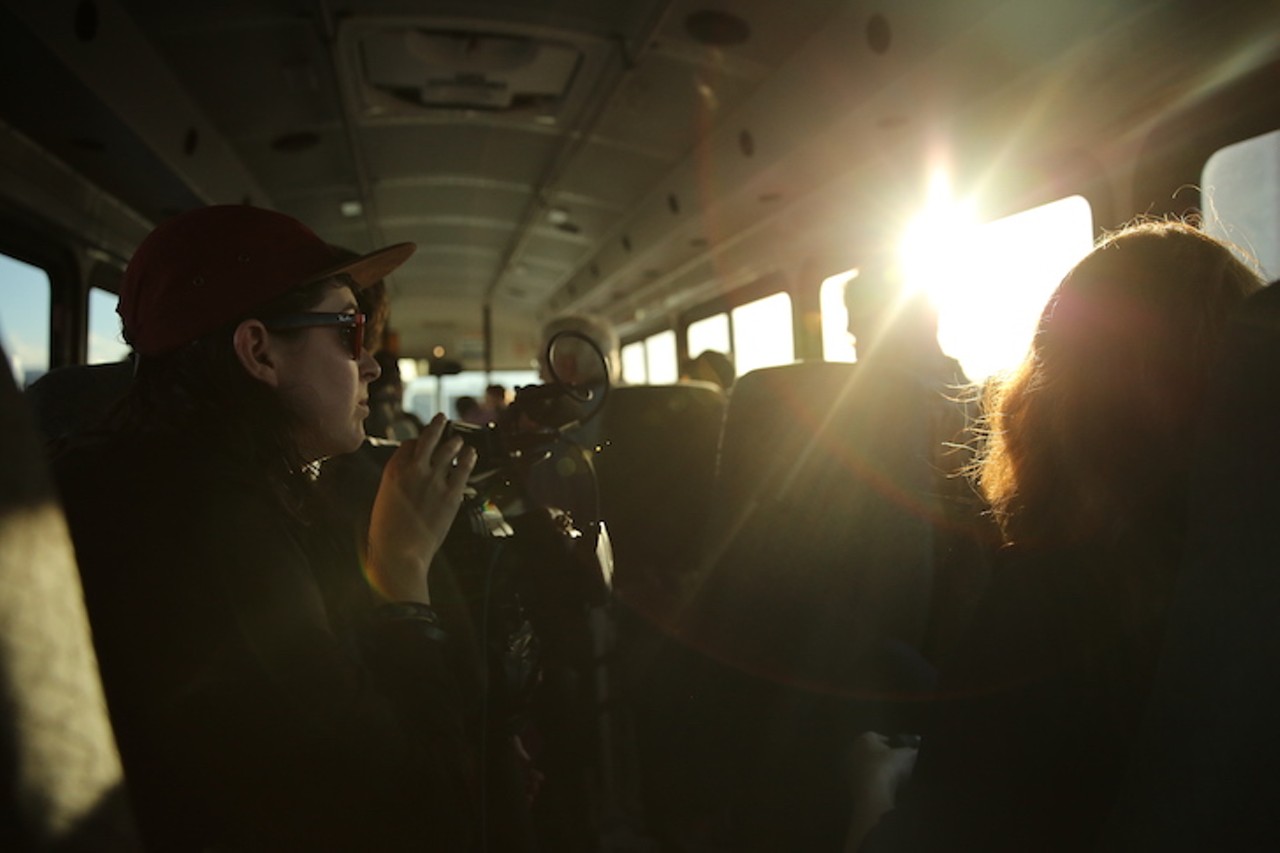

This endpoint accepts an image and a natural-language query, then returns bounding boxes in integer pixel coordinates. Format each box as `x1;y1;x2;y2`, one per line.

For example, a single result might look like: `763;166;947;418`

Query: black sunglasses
264;312;366;360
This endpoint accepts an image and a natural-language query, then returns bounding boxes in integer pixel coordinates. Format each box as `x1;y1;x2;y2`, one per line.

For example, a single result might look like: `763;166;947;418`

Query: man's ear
233;319;280;387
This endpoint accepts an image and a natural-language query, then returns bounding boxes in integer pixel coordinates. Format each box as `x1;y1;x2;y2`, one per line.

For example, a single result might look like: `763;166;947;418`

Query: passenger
366;350;424;440
850;219;1265;852
455;394;487;426
537;313;621;391
524;313;621;529
843;258;990;663
483;382;509;421
680;349;735;392
53;205;482;851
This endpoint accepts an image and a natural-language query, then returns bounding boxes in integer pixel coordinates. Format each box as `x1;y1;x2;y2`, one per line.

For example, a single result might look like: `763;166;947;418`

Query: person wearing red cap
54;205;484;850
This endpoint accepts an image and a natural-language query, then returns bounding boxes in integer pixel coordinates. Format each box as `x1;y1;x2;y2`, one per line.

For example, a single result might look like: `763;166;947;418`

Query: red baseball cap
118;204;415;356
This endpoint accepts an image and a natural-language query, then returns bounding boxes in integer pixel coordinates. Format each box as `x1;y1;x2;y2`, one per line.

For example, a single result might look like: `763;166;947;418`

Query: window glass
732;291;794;375
820;271;858;362
1203;128;1280;280
88;287;130;364
922;195;1092;381
826;195;1092;381
686;313;731;365
401;366;539;424
644;330;678;384
621;341;647;384
0;253;51;387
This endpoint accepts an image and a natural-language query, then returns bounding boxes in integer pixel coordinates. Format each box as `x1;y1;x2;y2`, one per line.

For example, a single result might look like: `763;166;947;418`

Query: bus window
732;291;794;375
644;330;678;384
687;313;731;368
919;195;1091;381
1203;128;1280;281
820;271;858;363
0;253;51;388
401;363;539;424
88;287;130;365
621;341;647;383
825;195;1091;381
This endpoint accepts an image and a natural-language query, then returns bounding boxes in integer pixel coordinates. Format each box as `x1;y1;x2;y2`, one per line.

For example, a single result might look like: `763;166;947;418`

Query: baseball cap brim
312;242;416;290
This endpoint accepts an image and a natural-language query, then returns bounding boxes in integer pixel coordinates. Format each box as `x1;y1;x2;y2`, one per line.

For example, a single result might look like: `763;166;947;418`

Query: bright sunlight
824;187;1094;382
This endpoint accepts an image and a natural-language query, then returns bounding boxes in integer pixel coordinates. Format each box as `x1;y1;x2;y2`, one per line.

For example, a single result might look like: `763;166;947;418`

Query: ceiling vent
359;29;582;114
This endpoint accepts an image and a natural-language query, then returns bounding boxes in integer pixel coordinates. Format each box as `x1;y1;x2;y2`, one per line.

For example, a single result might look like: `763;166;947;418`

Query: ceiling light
340;200;363;217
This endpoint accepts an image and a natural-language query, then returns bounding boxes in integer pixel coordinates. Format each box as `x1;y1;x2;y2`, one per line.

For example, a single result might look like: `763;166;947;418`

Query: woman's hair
117;276;351;493
976;218;1263;548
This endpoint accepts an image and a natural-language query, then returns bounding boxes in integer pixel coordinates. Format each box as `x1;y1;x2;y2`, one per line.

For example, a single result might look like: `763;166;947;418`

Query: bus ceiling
0;0;1278;363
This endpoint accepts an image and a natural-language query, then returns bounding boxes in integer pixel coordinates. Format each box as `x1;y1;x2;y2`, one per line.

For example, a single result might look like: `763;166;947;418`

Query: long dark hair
112;276;351;511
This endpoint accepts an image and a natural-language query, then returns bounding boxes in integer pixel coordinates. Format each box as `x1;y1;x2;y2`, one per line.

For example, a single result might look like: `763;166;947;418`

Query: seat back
693;361;953;690
0;351;138;849
23;360;133;444
593;382;727;609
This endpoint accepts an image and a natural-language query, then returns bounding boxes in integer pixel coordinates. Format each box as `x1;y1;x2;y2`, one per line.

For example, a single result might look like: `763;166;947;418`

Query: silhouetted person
680;349;735;392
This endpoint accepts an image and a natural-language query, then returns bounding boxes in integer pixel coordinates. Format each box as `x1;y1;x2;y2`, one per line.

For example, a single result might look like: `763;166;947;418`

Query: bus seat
0;349;138;849
1104;281;1280;850
592;382;727;617
23;359;133;445
690;361;942;693
635;361;954;851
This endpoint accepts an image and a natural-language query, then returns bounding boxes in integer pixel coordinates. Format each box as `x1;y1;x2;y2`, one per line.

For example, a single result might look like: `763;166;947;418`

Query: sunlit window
731;292;794;375
924;196;1092;381
401;367;539;423
88;287;130;364
621;341;647;383
644;330;678;384
0;253;51;387
822;194;1092;381
820;271;858;362
687;313;731;364
1203;128;1280;281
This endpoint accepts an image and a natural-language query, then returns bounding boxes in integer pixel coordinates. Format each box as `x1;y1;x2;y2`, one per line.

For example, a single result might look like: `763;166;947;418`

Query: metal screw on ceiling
685;10;751;46
621;235;632;252
668;194;681;214
739;130;755;157
70;137;105;153
867;14;892;54
271;131;320;153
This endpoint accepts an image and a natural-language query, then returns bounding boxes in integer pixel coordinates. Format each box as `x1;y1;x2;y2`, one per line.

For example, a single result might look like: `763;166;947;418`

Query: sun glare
899;192;1094;381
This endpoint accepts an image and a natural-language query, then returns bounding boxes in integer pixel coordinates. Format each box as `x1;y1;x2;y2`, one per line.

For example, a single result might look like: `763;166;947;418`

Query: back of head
684;349;736;391
538;314;621;386
844;257;940;361
979;218;1264;546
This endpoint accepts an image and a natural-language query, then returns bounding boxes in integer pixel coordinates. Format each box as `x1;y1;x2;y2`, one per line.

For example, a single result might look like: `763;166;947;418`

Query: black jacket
56;432;478;851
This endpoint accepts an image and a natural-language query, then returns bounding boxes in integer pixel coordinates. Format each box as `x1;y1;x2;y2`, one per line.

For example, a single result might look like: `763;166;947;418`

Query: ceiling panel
375;181;533;226
360;123;560;184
